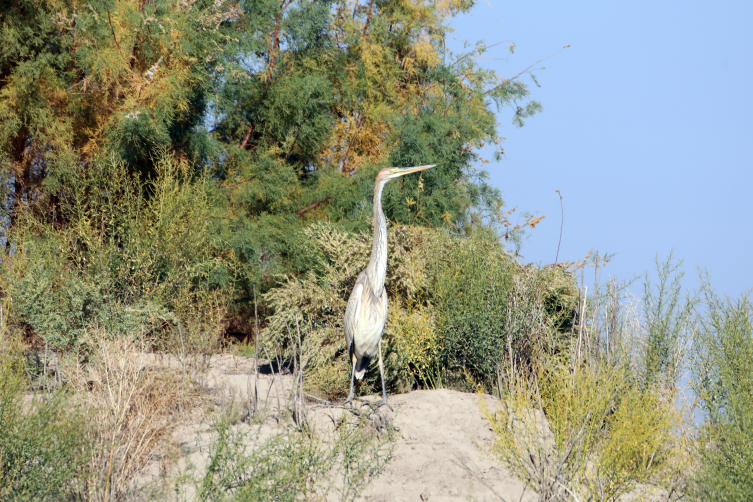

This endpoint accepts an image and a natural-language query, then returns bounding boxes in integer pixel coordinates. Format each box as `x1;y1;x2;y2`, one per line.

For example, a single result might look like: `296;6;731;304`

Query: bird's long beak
391;164;435;176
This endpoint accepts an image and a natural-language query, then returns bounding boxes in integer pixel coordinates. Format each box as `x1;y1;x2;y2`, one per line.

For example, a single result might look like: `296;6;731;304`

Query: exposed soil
136;354;668;502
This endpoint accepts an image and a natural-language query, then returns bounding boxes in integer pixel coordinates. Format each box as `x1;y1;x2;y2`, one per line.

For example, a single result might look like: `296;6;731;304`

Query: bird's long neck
365;178;388;298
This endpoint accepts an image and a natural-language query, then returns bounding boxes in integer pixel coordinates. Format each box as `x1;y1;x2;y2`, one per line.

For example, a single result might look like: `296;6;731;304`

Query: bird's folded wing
344;282;363;348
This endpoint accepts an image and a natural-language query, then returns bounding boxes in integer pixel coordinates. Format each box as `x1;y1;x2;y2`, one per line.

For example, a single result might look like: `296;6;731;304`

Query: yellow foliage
413;38;441;67
486;360;684;501
388;301;442;388
591;386;681;500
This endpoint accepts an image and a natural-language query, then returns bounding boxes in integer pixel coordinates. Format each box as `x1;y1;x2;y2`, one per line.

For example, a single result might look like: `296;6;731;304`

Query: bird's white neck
365;179;388;298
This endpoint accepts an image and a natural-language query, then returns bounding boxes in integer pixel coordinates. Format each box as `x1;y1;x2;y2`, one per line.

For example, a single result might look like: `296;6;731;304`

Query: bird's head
376;164;435;183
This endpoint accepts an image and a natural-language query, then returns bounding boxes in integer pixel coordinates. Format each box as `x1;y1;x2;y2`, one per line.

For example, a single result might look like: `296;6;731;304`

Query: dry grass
64;336;209;500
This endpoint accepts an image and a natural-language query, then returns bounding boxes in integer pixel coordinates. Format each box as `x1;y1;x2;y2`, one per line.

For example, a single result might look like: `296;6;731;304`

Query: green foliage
690;284;753;501
192;412;391;502
261;222;577;398
641;253;697;389
0;0;545;345
0;343;92;500
0;0;236;205
432;238;577;391
3;154;229;350
429;234;514;388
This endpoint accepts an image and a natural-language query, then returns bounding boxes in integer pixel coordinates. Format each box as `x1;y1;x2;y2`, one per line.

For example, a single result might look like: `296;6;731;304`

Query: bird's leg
345;355;356;406
377;339;393;411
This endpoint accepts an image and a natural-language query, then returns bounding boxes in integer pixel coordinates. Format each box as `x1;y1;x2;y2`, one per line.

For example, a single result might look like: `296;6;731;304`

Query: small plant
592;384;679;500
189;410;393;502
0;338;92;501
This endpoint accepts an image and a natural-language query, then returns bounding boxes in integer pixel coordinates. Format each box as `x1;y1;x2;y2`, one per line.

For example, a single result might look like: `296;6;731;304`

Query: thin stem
555;190;563;265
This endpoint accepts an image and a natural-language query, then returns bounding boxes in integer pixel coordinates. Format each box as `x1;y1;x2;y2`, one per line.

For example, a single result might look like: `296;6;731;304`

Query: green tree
1;0;543;342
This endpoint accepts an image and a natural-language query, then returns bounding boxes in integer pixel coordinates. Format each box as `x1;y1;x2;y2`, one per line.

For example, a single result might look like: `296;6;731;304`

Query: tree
0;0;543;341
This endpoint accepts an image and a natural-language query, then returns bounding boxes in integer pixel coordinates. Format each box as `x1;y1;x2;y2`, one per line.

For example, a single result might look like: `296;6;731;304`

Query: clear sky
447;0;753;299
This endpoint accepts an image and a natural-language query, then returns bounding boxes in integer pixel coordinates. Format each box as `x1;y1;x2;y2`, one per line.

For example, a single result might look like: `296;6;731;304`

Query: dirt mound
144;354;529;501
137;354;665;501
355;389;533;502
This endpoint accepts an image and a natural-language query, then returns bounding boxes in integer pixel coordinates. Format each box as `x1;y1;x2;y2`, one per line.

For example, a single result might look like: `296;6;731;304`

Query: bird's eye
390;169;399;174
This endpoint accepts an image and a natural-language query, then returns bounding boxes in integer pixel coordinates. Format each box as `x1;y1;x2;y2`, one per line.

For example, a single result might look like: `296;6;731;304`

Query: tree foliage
0;0;543;345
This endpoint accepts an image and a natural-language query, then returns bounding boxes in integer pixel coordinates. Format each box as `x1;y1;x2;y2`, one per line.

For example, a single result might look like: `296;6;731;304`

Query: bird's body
344;164;435;407
344;270;388;379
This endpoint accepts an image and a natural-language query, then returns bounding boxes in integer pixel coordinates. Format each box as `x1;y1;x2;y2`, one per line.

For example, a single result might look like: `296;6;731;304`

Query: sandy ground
354;389;535;502
137;354;668;502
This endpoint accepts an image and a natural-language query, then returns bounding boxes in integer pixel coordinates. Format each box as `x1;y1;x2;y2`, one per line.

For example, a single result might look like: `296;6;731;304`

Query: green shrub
641;253;697;390
429;236;516;388
691;286;753;501
431;237;577;391
191;412;392;502
3;154;230;351
0;343;92;500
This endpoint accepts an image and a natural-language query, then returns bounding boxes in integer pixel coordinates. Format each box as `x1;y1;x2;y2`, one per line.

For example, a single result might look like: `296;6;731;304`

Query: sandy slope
138;354;667;501
150;354;531;501
354;389;534;502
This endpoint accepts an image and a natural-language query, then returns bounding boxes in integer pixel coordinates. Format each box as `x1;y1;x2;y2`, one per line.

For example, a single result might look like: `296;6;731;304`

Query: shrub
640;253;697;390
2;154;230;351
430;236;577;392
63;336;208;501
486;359;680;502
690;285;753;501
385;297;442;390
191;411;392;502
0;340;92;500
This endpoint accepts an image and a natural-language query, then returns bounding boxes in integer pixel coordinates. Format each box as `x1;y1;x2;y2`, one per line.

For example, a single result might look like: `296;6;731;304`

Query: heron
344;164;435;408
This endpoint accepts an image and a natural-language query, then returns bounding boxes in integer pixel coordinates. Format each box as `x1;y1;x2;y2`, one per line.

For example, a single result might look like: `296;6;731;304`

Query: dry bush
64;336;208;501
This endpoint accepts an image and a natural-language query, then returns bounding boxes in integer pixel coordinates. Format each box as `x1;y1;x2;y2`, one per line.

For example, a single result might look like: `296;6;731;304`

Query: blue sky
448;0;753;299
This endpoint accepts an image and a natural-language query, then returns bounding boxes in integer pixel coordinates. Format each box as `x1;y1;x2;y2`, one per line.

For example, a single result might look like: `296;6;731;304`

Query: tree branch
106;8;124;59
362;0;375;39
240;124;255;149
267;0;294;83
296;196;332;217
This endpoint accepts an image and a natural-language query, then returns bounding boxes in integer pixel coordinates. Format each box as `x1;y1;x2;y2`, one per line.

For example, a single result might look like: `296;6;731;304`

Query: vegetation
482;257;690;502
690;283;753;501
0;0;751;500
186;411;392;502
262;222;575;398
0;0;542;344
0;337;91;500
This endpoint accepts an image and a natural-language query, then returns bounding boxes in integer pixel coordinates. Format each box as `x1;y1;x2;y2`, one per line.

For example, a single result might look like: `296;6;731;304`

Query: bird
344;164;435;408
